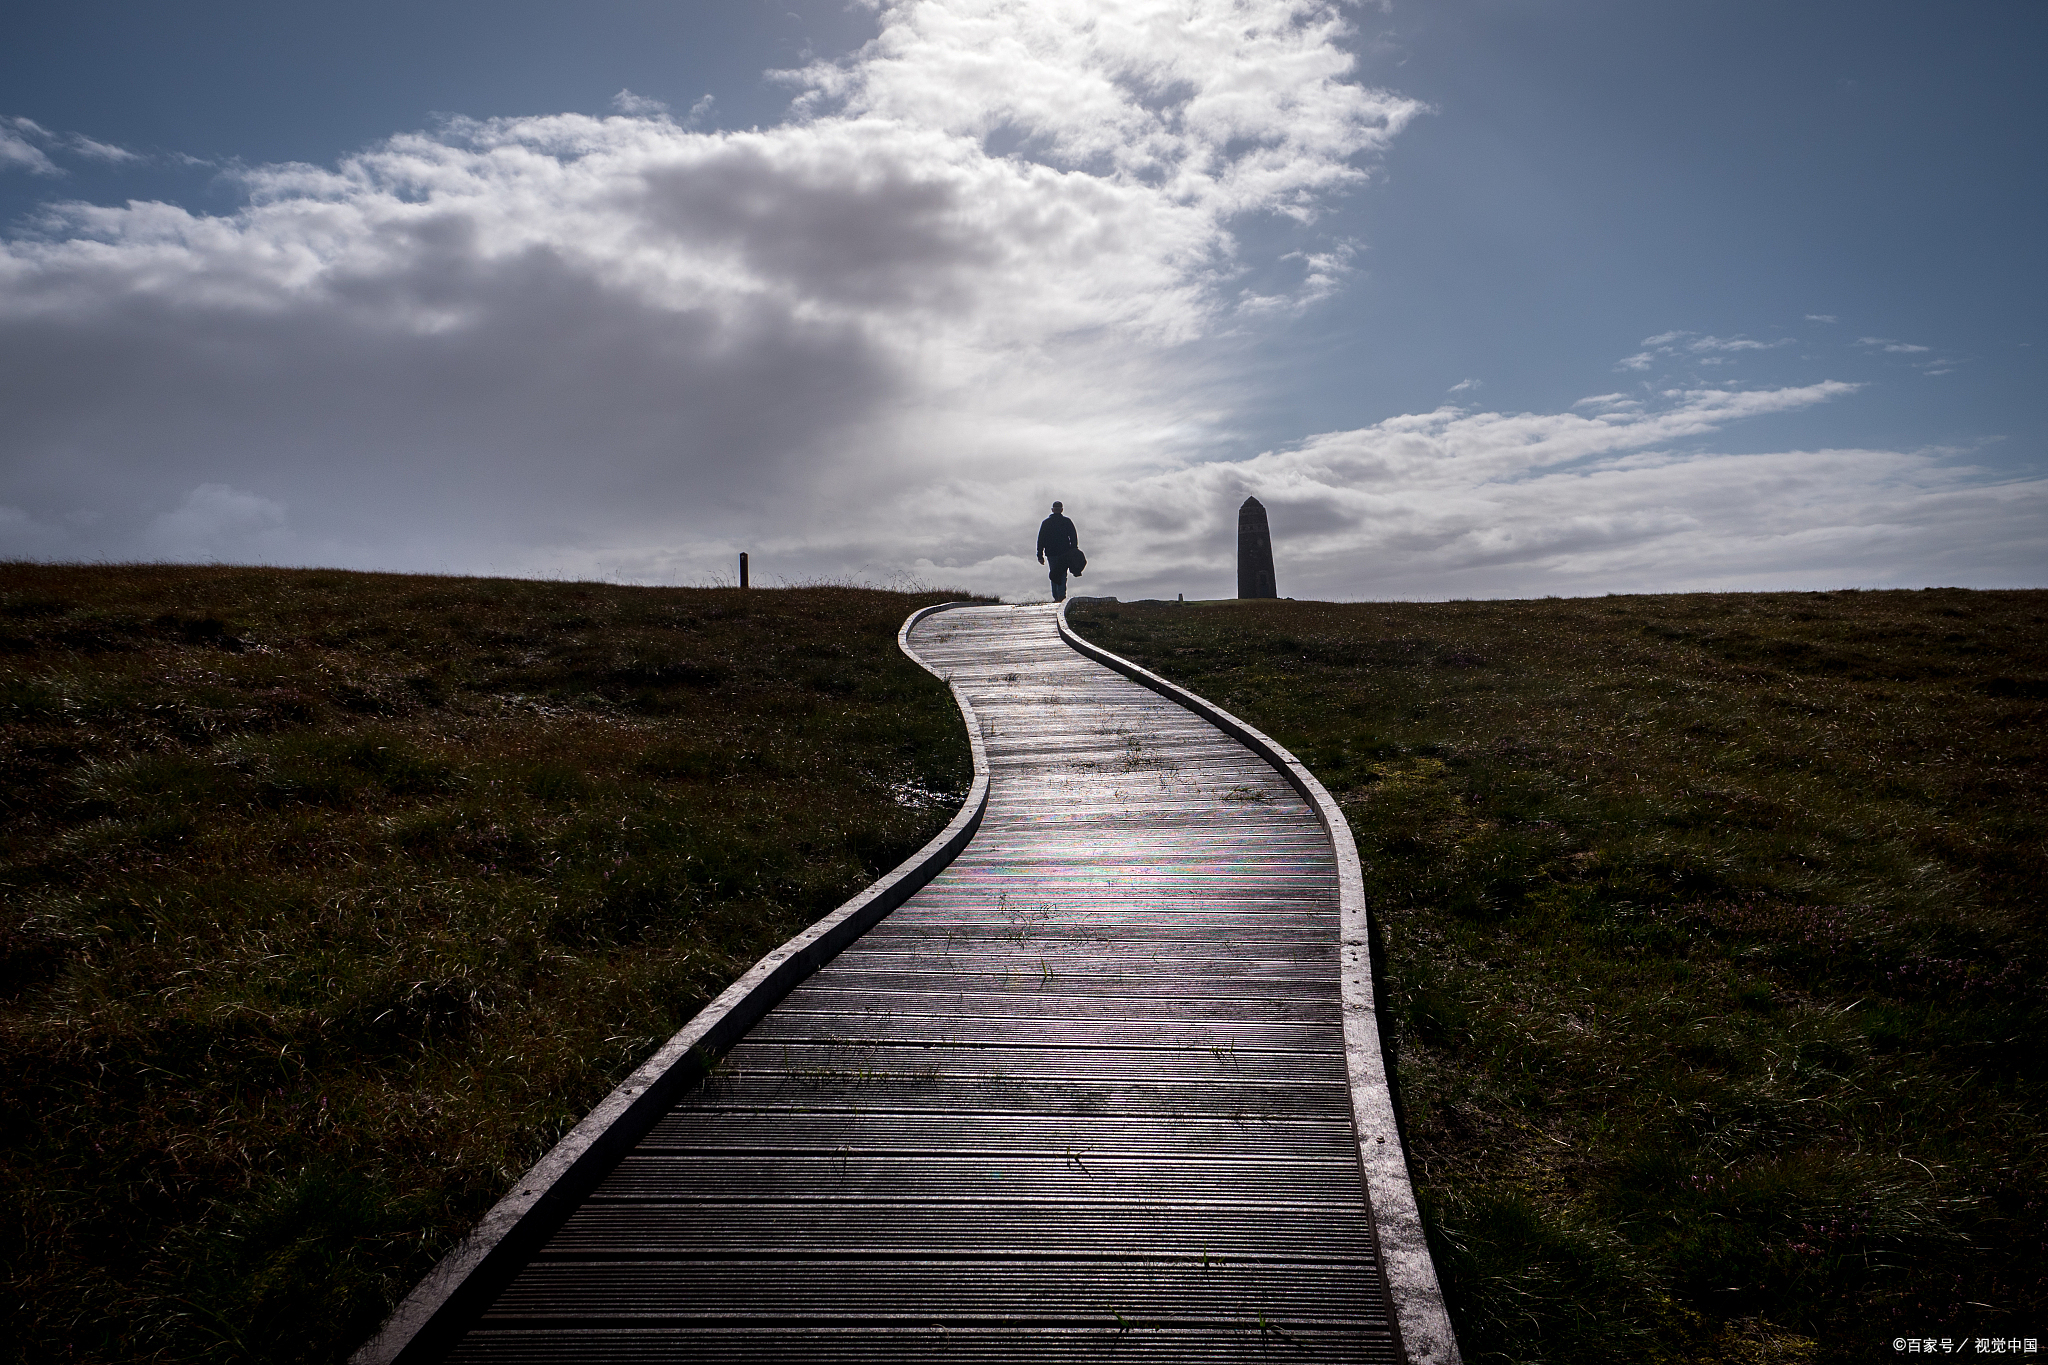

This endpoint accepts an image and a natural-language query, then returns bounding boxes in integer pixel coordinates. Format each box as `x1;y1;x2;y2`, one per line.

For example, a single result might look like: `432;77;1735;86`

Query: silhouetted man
1035;501;1080;602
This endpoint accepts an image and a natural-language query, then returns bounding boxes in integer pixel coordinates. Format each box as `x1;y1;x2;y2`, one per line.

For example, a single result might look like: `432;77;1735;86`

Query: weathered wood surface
445;604;1400;1362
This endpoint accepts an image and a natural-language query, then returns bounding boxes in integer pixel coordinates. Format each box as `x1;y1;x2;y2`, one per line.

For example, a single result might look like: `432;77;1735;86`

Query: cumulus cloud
779;0;1411;217
0;3;2036;598
0;0;1421;584
1072;383;2048;599
610;89;670;117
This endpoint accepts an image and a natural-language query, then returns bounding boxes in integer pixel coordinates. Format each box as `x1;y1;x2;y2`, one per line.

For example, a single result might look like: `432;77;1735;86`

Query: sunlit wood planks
446;603;1398;1363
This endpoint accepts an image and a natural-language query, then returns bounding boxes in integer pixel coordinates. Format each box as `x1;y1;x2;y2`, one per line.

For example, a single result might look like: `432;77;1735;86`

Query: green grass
0;564;981;1363
1069;589;2047;1365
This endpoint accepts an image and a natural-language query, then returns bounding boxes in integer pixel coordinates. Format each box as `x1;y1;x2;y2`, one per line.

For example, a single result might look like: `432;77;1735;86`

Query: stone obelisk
1237;496;1277;599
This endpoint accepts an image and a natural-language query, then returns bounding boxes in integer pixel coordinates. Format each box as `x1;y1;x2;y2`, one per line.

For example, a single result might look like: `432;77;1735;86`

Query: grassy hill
0;565;979;1362
1069;589;2047;1365
5;568;2039;1364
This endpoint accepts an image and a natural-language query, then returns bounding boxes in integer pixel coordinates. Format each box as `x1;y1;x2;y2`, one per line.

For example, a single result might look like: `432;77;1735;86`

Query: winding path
365;603;1457;1364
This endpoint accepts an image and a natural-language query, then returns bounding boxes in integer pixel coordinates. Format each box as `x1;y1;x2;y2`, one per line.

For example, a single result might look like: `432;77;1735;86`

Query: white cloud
1;116;138;173
1061;383;2047;599
1804;313;1837;323
1;0;1419;587
1447;377;1481;393
779;0;1417;220
0;3;2035;599
63;133;139;164
2;118;61;176
1857;336;1931;354
1620;329;1789;371
1271;242;1359;309
611;89;670;117
1687;334;1783;352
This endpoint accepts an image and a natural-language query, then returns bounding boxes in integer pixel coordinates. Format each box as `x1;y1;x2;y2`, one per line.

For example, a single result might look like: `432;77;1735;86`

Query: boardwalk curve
357;602;1457;1364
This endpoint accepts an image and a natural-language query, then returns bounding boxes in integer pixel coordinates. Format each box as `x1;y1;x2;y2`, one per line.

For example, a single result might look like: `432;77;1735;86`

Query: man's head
1051;501;1063;514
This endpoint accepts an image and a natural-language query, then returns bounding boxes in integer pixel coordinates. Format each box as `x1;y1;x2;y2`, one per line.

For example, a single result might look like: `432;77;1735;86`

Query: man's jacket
1036;514;1078;567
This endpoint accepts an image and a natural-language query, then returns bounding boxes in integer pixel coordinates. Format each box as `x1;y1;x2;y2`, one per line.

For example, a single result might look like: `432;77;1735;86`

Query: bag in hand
1065;547;1087;576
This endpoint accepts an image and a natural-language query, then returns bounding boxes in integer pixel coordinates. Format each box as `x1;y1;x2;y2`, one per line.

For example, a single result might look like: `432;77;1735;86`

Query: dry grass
1070;588;2047;1365
0;564;982;1363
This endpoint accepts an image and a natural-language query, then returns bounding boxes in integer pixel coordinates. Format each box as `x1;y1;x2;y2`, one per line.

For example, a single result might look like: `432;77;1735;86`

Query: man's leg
1049;565;1067;601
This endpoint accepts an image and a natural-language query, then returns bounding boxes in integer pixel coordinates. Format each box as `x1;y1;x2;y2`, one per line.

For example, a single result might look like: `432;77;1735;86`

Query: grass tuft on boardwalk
0;564;980;1364
1070;589;2047;1365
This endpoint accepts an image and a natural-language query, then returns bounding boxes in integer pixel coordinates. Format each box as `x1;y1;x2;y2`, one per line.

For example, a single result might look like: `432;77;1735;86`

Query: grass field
6;568;2040;1364
1068;590;2047;1365
0;565;979;1363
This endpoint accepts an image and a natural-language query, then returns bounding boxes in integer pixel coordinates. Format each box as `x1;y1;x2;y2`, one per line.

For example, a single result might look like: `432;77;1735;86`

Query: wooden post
739;552;749;589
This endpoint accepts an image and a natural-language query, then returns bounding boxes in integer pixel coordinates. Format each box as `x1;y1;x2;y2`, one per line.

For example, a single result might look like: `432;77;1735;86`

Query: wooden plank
538;1202;1375;1260
483;1258;1385;1320
639;1110;1362;1158
448;1326;1399;1365
767;989;1343;1025
439;603;1411;1363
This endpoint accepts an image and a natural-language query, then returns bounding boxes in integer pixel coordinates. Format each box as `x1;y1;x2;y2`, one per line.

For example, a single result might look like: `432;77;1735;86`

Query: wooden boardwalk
420;603;1436;1362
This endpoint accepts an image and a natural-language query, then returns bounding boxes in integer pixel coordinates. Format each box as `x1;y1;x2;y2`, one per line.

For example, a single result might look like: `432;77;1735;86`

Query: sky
2;0;2043;601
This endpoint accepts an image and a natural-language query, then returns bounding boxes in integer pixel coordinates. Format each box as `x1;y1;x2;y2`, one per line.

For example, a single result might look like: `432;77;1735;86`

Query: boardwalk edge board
1056;600;1463;1365
350;600;992;1365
